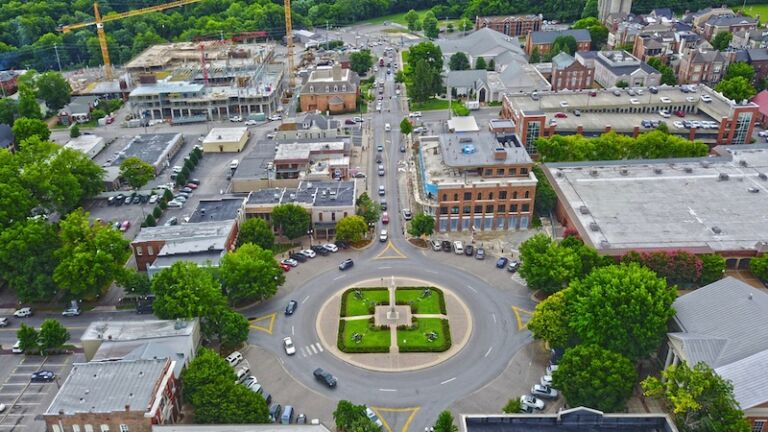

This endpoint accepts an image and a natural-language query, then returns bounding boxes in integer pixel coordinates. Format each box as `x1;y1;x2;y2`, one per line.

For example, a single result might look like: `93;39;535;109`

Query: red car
381;212;389;224
280;263;291;272
185;183;198;190
674;110;685;118
554;112;567;118
119;220;131;232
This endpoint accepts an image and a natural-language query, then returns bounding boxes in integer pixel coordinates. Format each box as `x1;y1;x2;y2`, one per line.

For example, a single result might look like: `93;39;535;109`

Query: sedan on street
285;300;298;316
283;337;296;355
496;257;509;268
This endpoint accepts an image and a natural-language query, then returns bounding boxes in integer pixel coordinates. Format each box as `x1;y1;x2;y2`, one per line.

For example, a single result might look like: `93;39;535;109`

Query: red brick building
525;29;592;56
474;15;542;37
550;52;594;91
44;359;180;432
300;64;360;114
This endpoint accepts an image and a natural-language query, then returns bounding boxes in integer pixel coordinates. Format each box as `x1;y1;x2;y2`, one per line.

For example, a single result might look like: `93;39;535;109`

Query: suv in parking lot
431;240;442;251
441;240;451;252
313;368;337;388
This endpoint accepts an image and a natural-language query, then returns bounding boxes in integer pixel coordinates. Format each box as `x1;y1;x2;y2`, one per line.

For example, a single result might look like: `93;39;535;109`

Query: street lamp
307;228;314;247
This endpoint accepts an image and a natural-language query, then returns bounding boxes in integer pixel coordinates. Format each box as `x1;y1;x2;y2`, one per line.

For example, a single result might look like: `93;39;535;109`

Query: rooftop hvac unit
654;168;663;174
556;171;563;177
700;160;712;168
760;173;768;180
719;173;729;181
620;168;629;176
579;205;590;214
711;226;722;234
589;222;600;231
739;160;748;167
599;240;610;249
684;167;693;173
590;169;599;176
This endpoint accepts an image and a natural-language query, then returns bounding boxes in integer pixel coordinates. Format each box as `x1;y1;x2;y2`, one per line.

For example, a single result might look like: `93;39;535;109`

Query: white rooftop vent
273;193;279;201
556;171;563;177
700;160;712;168
289;193;296;200
579;205;590;214
599;240;610;249
719;173;729;181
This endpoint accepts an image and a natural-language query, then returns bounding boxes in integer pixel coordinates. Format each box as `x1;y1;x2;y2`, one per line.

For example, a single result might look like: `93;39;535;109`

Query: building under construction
126;41;284;122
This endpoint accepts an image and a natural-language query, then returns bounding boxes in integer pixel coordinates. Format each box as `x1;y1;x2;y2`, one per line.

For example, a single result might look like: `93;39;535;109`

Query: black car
376;154;383;163
31;370;55;382
107;196;116;206
269;404;282;423
379;198;387;211
181;187;193;194
132;195;141;204
115;194;125;206
400;144;406;152
339;258;354;271
290;253;308;263
335;240;350;249
285;300;298;315
464;245;474;256
311;245;330;256
441;240;452;252
313;368;337;388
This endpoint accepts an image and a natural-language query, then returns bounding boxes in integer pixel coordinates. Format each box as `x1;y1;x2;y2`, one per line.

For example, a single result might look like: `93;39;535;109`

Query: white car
167;200;184;208
323;243;338;253
531;384;559;399
12;340;23;354
266;133;275;140
630;98;639;105
229;116;243;122
300;249;316;259
546;364;559;375
520;395;545;410
0;403;5;413
244;119;258;125
673;121;684;129
409;111;422;118
658;110;671;118
172;165;183;174
13;308;32;318
540;375;553;387
281;258;299;267
700;94;712;103
660;96;672;103
269;114;282;121
686;96;695;102
225;351;244;367
283;337;296;355
149;195;159;204
379;230;388;242
366;408;384;429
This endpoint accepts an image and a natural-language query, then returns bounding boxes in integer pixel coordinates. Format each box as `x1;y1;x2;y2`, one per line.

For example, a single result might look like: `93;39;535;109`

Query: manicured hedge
337;319;391;353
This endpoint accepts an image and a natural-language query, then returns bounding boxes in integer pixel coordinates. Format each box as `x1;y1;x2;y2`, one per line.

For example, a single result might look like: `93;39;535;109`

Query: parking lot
0;354;76;431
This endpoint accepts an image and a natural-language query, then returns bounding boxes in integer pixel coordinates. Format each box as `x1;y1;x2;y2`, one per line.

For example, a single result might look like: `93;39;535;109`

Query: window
463;206;471;214
73;426;81;432
485;205;494;213
522;204;530;212
147;246;154;255
496;168;505;176
484;169;493;176
511;204;518;212
463;192;472;200
334;85;338;92
135;246;143;256
119;426;129;432
440;206;448;215
520;168;528;175
342;85;347;91
85;426;94;432
752;421;765;432
319;213;323;221
499;191;507;199
509;168;517;176
524;191;529;199
451;206;459;214
497;204;506;212
325;86;329;92
100;425;110;432
476;192;482;200
52;426;63;432
488;192;493;200
442;194;447;201
512;191;518;199
453;193;459;201
331;212;336;221
474;205;482;213
309;86;314;92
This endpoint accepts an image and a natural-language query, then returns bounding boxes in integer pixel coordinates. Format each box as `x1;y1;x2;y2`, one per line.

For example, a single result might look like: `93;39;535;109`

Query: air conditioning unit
579;205;590;214
654;168;663;174
589;222;599;231
684;167;693;173
711;226;722;234
719;173;729;181
620;168;629;176
739;160;748;167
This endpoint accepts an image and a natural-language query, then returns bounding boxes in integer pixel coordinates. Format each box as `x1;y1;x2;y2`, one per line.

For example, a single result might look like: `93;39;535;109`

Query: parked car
366;408;384;429
167;200;184;208
453;241;464;255
119;221;131;232
379;229;388;242
225;351;244;366
296;414;307;424
441;240;451;252
507;260;520;273
290;253;308;263
402;209;412;220
475;248;485;260
244;119;258;125
30;370;56;383
280;263;291;272
12;340;23;354
339;258;354;271
464;244;474;256
323;243;338;253
243;375;258;388
378;185;385;196
408;111;422;118
335;240;350;250
540;375;553;387
61;306;81;317
531;384;559;399
185;183;198;190
313;368;337;388
13;307;32;318
0;317;8;327
149;194;159;204
381;212;389;224
311;245;330;256
546;364;559;375
300;249;316;259
285;300;298;316
269;404;283;423
520;395;544;410
496;257;509;268
164;217;179;226
345;119;356;125
283;336;296;355
269;114;282;121
229;116;243;122
431;240;442;251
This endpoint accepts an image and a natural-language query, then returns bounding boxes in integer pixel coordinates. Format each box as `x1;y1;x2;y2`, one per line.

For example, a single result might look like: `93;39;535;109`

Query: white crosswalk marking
316;343;324;352
301;347;308;357
310;344;318;354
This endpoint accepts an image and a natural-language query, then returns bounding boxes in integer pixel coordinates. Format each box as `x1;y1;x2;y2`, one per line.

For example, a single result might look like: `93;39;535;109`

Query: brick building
701;15;758;41
577;50;661;88
525;29;592;56
474;15;542;37
677;48;728;85
44;359;180;432
300;64;360;114
549;52;594;91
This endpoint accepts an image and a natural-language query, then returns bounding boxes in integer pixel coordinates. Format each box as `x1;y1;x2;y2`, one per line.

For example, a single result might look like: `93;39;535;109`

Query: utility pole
54;44;63;72
220;30;224;41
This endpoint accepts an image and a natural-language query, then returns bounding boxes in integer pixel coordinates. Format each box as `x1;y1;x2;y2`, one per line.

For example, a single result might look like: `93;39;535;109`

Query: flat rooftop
204;127;248;143
463;409;678;432
275;141;346;161
82;320;196;341
246;181;355;207
187;198;244;223
133;219;235;243
232;140;279;180
545;145;768;255
438;132;533;167
111;133;181;167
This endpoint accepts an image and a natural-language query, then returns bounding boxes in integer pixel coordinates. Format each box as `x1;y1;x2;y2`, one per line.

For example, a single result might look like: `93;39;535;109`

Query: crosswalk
299;342;325;358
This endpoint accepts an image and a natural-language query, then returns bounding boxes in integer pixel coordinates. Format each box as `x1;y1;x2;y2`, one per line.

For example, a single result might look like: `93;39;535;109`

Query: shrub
159;200;168;210
153;206;162;218
145;214;156;227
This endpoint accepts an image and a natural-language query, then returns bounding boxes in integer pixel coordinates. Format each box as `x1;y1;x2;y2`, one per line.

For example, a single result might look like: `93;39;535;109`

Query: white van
229;159;240;170
453;241;464;255
384;123;391;131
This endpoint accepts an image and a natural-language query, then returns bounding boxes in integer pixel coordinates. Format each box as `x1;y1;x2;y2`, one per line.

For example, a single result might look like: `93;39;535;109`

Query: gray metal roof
187;198;244;223
529;29;591;44
153;425;332;432
716;350;768;409
446;70;488;88
46;359;170;415
551;52;576;69
437;28;526;62
133;219;236;243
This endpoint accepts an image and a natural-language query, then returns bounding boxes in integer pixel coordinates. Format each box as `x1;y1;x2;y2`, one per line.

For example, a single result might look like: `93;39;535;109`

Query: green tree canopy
573;17;608;49
502;398;522;413
404;9;421;31
151;261;226;320
116;268;152;296
349;49;374;75
647;57;677;86
333;400;368;432
532;165;556;216
236;218;275;250
407;42;443;102
581;0;598;18
422;11;439;39
181;348;236;404
699;254;725;285
272;203;311;240
193;381;270;423
715;76;756;102
69;124;80;138
527;290;571;348
17;85;42;119
0;219;60;302
433;410;458;432
529;47;541;63
400;117;413;135
408;213;434;237
0;98;18;126
209;307;250;352
336;215;368;243
12;117;50;143
474;56;487;70
566;263;676;359
119;156;155;190
642;362;750;432
35;71;72;111
750;255;768;281
552;344;637;412
518;234;583;294
724;62;755;82
356;192;381;225
38;319;70;354
218;243;284;305
547;35;578;60
17;323;39;353
711;31;733;50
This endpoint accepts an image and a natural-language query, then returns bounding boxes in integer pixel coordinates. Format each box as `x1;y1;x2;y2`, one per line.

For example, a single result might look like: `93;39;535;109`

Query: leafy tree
119;157;155;190
724;62;755;82
219;243;284;305
552;344;637;412
407;42;443;100
449;52;470;71
642;362;750;432
12;117;50;143
621;250;702;285
715;76;756;102
487;59;495;71
547;35;578;60
334;400;367;432
17;324;39;353
17;85;42;120
349;49;374;75
0;98;18;126
616;80;629;88
336;215;368;242
532;165;556;216
209;307;250;352
573;17;608;49
433;410;458;432
400;117;413;135
144;214;156;227
272;203;311;240
237;218;275;250
529;47;541;63
446;23;454;33
193;381;270;424
699;254;725;285
527;290;570;348
69;124;80;138
38;319;70;354
408;213;434;237
0;219;60;302
54;209;129;300
502;398;522;414
356;192;381;225
518;234;582;294
404;9;421;31
711;31;733;51
422;11;439;39
36;72;71;111
566;263;676;359
581;0;598;18
181;348;235;404
647;57;677;86
410;59;436;102
151;261;226;320
474;56;487;70
116;269;151;296
749;254;768;281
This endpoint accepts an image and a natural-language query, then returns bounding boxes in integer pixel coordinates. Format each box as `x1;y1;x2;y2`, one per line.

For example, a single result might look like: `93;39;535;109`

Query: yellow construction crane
58;0;204;80
284;0;295;91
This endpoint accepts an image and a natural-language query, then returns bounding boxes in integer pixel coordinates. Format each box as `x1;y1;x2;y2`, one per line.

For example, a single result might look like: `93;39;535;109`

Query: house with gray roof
576;50;661;88
702;14;758;40
275;113;342;141
525;29;592;56
665;277;768;426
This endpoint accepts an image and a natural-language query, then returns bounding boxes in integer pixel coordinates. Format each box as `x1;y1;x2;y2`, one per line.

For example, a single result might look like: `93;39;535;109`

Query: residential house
701;14;758;41
300;64;360;113
525;29;592;56
549;52;594;91
275;113;342;141
0;70;20;96
732;29;768;49
474;15;542;37
683;6;736;31
576;50;661;88
748;48;768;81
677;48;728;85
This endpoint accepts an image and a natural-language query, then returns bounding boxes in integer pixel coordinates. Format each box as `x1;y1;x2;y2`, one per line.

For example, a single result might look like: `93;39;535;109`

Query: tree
529;47;541;63
422;11;439;39
237;218;275;250
410;59;436;102
336;215;368;243
547;35;578;59
334;400;367;432
218;243;285;305
54;209;129;300
532;165;556;216
407;42;443;99
518;234;582;294
119;157;155;191
116;269;151;296
449;52;470;71
38;319;70;354
750;255;768;281
616;80;629;88
573;17;608;49
408;213;434;237
716;76;756;101
349;49;374;75
400;117;413;135
356;192;381;225
724;62;755;82
151;261;226;320
36;72;71;111
271;203;311;240
502;398;522;414
209;307;250;352
0;219;60;302
404;10;421;31
699;254;725;285
552;344;636;412
17;85;42;120
0;98;18;126
181;348;235;404
17;324;39;353
711;31;733;51
642;362;750;432
433;410;458;432
193;381;270;424
12;117;50;143
446;23;454;33
566;263;676;359
581;0;598;18
647;57;677;86
487;59;495;71
527;290;570;348
474;56;487;70
69;124;80;138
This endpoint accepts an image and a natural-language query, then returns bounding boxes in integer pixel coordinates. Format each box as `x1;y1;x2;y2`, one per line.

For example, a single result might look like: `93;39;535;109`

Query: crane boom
284;0;295;90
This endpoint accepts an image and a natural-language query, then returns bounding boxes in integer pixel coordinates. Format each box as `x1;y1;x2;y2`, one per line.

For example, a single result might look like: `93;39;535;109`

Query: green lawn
410;99;450;111
737;4;768;22
397;318;451;352
395;288;444;314
341;288;389;316
359;9;428;26
338;318;391;353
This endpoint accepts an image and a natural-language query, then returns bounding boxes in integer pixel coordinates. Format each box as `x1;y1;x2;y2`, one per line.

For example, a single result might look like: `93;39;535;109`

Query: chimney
332;64;342;81
125;404;130;412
